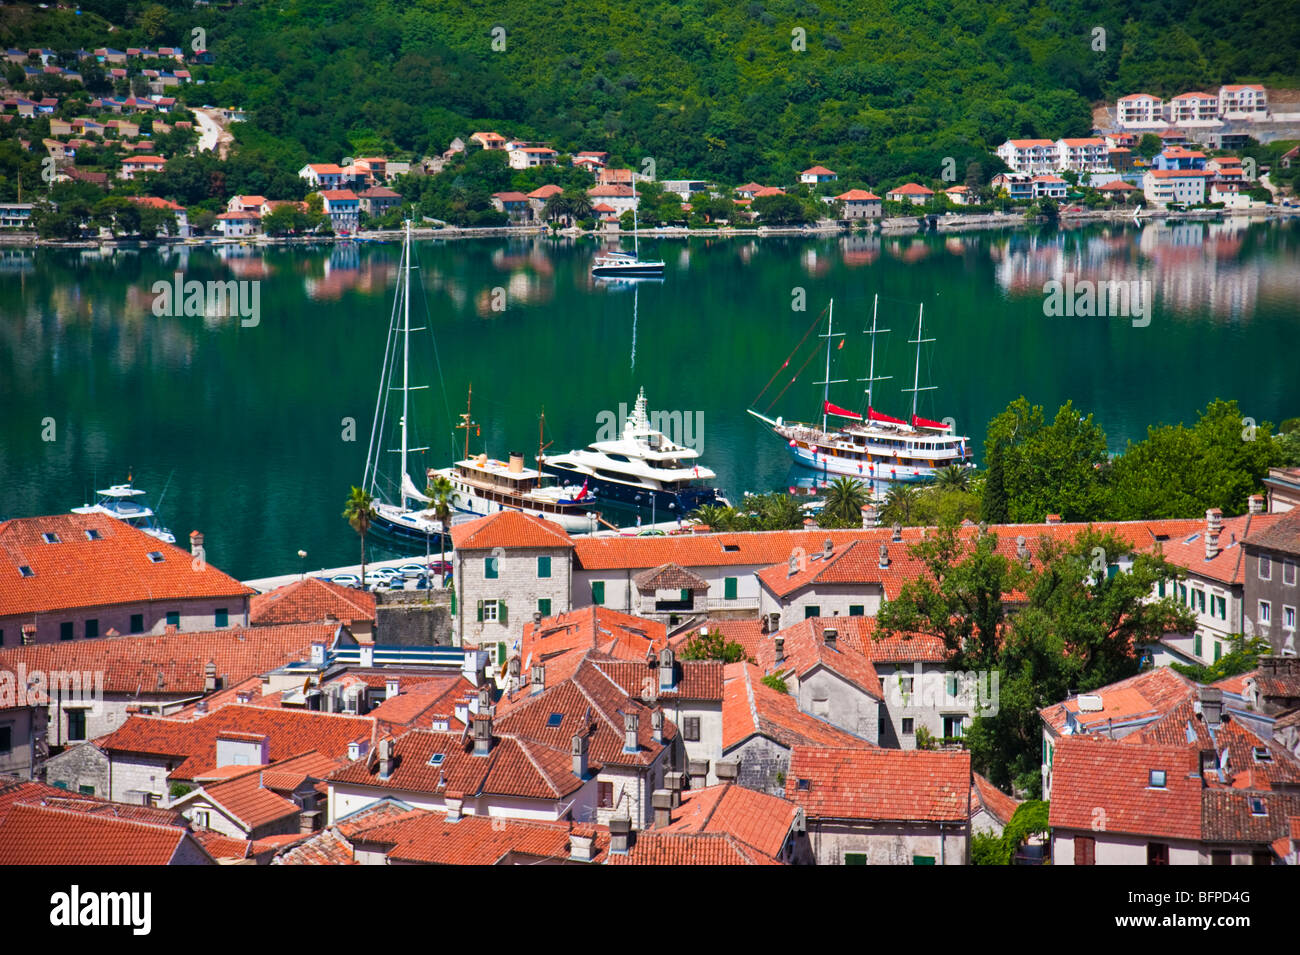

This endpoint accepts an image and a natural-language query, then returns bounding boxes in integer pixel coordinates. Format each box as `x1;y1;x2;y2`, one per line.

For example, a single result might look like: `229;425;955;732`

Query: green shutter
497;642;506;666
1214;642;1221;662
680;588;689;603
1158;580;1166;597
849;605;864;616
538;556;551;578
912;855;936;866
592;581;605;606
1194;633;1202;658
485;556;498;579
538;598;552;616
724;577;737;600
215;608;228;628
476;599;484;623
845;853;868;866
804;605;820;619
499;602;508;626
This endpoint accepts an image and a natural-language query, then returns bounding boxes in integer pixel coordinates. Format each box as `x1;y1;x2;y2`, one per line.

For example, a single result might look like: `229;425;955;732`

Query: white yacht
72;483;177;544
540;389;726;516
591;187;664;277
425;452;599;534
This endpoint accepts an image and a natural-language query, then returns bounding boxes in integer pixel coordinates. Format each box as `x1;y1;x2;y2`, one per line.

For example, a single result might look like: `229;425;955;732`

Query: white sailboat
748;295;975;481
592;181;665;277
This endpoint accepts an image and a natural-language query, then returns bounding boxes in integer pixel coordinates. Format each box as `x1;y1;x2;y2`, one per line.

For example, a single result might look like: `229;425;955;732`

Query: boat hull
591;264;665;277
540;462;722;514
785;441;966;481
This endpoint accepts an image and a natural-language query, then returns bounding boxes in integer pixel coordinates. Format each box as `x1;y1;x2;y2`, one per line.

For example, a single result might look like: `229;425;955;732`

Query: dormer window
84;529;101;541
42;532;60;544
1253;746;1272;763
796;779;811;791
1249;797;1267;817
1148;769;1167;788
547;713;564;728
428;753;445;767
147;551;165;563
18;566;34;578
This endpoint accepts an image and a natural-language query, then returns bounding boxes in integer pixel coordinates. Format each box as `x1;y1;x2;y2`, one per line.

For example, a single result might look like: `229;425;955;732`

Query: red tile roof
350;810;596;864
607;829;781;865
0;623;331;703
449;511;574;551
521;605;666;666
888;183;935;196
1039;666;1196;735
0;802;212;864
669;618;765;661
588;654;724;703
249;578;376;625
658;782;797;858
527;184;563;199
834;189;881;201
0;513;253;617
971;773;1021;826
271;827;356;864
1128;700;1300;790
723;663;874;751
1048;736;1201;840
1243;508;1300;554
802;165;836;175
756;617;883;697
367;675;475;731
786;746;971;822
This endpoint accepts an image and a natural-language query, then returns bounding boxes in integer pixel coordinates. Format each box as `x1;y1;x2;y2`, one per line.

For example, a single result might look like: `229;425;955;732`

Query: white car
331;574;361;587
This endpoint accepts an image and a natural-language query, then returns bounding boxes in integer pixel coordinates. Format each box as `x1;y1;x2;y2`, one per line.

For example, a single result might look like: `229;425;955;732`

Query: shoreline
2;205;1294;249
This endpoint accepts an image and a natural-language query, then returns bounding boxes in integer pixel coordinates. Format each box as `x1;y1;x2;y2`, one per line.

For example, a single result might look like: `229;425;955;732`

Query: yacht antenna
903;303;937;422
457;384;479;460
813;299;846;432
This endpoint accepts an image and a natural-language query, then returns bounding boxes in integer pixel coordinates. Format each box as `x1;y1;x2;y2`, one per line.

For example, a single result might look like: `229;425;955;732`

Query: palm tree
758;492;806;530
822;476;869;527
424;474;461;581
564;189;594;222
342;486;375;588
880;483;921;526
688;503;731;531
542;192;571;224
935;465;972;491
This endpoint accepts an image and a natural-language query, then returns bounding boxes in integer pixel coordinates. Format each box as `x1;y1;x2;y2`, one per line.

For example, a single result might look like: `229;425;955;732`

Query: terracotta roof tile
786;746;971;822
658;783;797;858
722;663;874;751
350;810;597;864
249;578;375;625
607;830;782;864
971;773;1021;826
1040;667;1196;735
449;511;574;551
271;827;357;864
1243;508;1300;554
521;606;666;666
0;803;211;864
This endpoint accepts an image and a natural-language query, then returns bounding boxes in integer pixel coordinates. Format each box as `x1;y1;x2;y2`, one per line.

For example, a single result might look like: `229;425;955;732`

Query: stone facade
726;734;793;797
805;819;969;865
1;596;249;647
375;591;453;646
42;741;110;798
792;667;880;743
0;705;46;778
455;545;572;648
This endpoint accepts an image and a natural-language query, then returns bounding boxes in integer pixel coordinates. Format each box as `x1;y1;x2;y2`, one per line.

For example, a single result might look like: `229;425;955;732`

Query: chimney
570;732;590;777
658;647;676;691
189;529;204;556
203;661;217;693
822;538;833;560
384;677;399;700
823;626;837;651
298;808;321;834
533;611;542;626
531;664;545;695
774;635;785;665
651;709;664;744
623;711;640;754
1199;687;1223;728
1016;535;1029;563
347;740;369;761
861;504;880;529
444;792;463;822
377;738;395;779
507;656;521;690
787;552;799;577
892;522;903;543
473;712;493;756
477;685;493;713
687;759;708;789
652;789;673;829
235;689;252;704
309;642;326;666
715;759;739;783
1248;494;1264;515
195;699;208;715
665;771;685;808
1046;513;1062;525
609;815;632;854
359;644;374;667
569;830;595;862
878;543;890;569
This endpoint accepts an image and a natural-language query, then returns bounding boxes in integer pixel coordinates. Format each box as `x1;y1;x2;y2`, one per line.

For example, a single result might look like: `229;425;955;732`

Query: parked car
331;574;361;587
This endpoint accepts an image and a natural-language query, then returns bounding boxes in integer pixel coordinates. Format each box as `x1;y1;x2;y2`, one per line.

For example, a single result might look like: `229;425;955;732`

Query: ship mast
814;299;846;432
456;384;478;460
903;303;936;422
399;219;411;510
858;293;892;416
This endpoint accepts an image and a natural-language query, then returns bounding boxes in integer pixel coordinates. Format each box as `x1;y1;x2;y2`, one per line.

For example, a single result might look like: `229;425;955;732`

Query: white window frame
1285;561;1297;587
1285;606;1296;631
483;600;499;623
1259;600;1271;625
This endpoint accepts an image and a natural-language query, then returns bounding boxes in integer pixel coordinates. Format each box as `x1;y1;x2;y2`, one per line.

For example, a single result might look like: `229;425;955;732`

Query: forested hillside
5;0;1299;182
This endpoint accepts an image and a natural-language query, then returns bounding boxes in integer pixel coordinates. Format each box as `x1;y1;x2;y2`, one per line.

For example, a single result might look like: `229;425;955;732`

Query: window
18;565;34;578
130;614;144;634
85;528;101;541
591;581;605;606
78;785;95;796
724;577;737;600
848;605;864;616
1213;595;1226;619
479;600;501;623
1158;579;1166;597
1074;836;1096;866
1196;590;1206;614
1210;850;1232;866
166;611;179;628
683;716;700;741
1147;843;1169;866
537;556;551;579
796;778;811;791
901;718;914;735
598;781;614;808
1214;642;1222;663
844;853;867;866
42;532;61;544
60;621;74;641
1252;850;1273;866
0;725;10;754
538;598;551;616
1107;564;1119;580
428;753;445;766
546;713;563;728
1249;797;1267;817
485;555;499;579
84;619;98;639
1260;601;1271;625
897;667;914;694
1285;606;1296;631
1285;561;1297;586
1259;556;1271;580
67;710;86;742
943;715;964;739
1194;633;1203;658
804;605;821;619
147;551;165;563
1149;769;1166;788
1179;584;1187;603
214;608;228;628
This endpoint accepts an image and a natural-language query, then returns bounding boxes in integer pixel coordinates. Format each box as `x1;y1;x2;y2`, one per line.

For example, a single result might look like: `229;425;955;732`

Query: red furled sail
867;406;906;425
911;413;951;430
823;400;862;420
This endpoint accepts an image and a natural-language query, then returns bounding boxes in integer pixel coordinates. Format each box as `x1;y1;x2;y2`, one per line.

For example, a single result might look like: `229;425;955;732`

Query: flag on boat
867;407;907;425
911;413;951;431
573;478;590;502
823;400;862;420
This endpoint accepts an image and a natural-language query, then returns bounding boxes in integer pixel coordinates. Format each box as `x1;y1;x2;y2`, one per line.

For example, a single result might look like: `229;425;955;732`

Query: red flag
837;339;844;349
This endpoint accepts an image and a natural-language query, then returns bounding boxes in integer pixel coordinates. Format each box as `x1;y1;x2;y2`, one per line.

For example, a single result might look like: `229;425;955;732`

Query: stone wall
375;590;453;646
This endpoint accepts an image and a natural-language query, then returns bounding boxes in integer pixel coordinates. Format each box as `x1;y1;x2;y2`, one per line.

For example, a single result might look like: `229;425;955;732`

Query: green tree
820;476;868;527
679;629;752;664
987;398;1108;523
880;484;921;526
760;673;788;694
424;473;460;577
980;440;1010;524
751;193;809;224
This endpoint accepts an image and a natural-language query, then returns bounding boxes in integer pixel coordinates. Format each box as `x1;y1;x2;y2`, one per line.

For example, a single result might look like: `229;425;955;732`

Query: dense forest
3;0;1298;184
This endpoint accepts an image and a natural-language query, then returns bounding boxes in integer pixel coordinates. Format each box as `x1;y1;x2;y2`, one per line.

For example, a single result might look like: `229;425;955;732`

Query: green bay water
2;219;1298;579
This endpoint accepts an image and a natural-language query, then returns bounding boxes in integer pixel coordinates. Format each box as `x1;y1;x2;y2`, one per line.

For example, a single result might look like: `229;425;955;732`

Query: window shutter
477;599;484;623
499;602;508;626
1075;836;1095;866
724;577;737;600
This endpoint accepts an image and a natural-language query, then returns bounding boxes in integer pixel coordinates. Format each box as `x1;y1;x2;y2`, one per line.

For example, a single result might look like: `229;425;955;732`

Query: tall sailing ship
748;296;974;481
